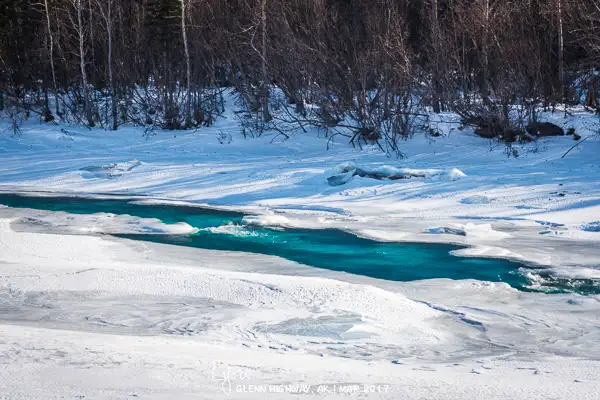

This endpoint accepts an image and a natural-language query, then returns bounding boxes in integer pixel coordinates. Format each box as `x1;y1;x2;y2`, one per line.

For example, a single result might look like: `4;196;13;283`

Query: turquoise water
1;193;596;294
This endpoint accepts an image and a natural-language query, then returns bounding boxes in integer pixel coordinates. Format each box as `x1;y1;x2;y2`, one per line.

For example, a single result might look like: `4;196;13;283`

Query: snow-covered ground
1;104;600;398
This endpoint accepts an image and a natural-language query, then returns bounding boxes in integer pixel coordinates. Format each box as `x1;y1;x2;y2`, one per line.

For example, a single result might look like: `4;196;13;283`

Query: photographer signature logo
211;362;251;395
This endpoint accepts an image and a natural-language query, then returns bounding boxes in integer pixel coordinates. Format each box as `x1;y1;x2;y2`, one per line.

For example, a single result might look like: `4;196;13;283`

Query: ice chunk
460;195;490;204
242;214;290;227
327;163;466;186
581;221;600;232
327;168;356;186
426;227;467;236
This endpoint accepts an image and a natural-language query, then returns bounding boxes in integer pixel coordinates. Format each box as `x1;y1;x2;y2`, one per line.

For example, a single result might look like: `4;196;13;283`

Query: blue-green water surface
1;193;596;294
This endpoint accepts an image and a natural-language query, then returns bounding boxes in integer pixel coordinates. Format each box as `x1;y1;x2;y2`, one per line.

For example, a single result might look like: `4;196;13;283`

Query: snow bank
327;162;466;186
2;101;600;399
426;223;510;239
450;245;530;263
241;213;348;230
0;215;445;347
128;198;249;213
2;213;600;399
3;208;198;236
356;229;410;242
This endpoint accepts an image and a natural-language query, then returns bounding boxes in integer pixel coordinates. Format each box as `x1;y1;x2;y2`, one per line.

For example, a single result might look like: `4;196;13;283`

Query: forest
1;0;599;152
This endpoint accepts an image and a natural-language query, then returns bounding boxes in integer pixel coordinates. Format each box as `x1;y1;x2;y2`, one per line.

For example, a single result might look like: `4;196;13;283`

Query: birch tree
42;0;59;117
480;0;491;106
96;0;118;130
181;0;192;127
430;0;442;113
557;0;565;110
260;0;271;122
66;0;93;126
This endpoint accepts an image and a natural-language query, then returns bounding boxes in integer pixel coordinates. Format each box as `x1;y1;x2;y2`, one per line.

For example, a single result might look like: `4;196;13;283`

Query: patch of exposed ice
255;314;370;340
425;223;509;239
79;160;142;179
327;168;356;186
581;221;600;232
460;195;491;204
426;226;467;236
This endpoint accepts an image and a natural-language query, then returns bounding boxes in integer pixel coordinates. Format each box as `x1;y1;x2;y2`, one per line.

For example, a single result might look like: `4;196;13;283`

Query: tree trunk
261;0;272;122
44;0;59;117
76;0;93;126
181;0;192;127
480;0;492;107
585;76;598;109
107;0;117;130
431;0;442;113
557;0;565;115
43;87;51;120
163;50;169;116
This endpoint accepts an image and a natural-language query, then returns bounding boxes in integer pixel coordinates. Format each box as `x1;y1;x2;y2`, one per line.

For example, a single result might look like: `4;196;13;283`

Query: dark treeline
1;0;599;149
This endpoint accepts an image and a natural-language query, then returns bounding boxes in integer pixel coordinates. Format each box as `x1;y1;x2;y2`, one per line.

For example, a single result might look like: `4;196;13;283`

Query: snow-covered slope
1;105;600;398
1;106;599;268
1;216;599;399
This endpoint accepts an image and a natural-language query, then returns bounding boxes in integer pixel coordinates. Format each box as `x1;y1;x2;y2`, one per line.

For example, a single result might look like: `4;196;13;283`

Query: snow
460;195;491;204
203;222;266;237
326;162;466;186
243;214;292;228
426;223;511;239
1;102;600;398
80;159;143;179
1;215;600;399
3;207;199;235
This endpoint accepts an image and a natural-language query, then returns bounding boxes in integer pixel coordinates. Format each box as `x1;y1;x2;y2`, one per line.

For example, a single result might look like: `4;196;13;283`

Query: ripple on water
1;193;598;295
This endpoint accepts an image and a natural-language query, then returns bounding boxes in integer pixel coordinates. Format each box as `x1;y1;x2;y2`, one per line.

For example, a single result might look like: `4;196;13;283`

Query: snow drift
327;162;466;186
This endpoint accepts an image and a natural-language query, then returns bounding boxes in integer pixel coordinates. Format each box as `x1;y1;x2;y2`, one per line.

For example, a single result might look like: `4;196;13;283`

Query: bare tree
1;0;599;142
65;0;94;126
42;0;59;117
557;0;565;112
430;0;443;113
259;0;271;122
96;0;118;130
181;0;192;127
